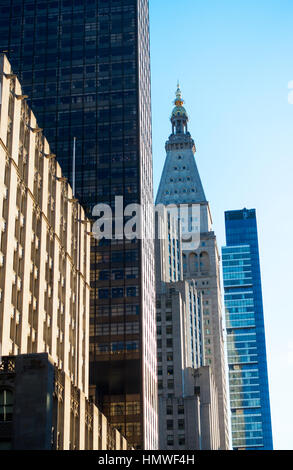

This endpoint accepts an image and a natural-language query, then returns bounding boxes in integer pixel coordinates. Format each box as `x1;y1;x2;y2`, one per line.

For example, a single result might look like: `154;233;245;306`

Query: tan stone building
0;54;129;450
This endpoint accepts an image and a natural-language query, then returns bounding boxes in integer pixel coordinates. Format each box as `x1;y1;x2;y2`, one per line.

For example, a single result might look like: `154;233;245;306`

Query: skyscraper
156;85;229;449
0;54;129;450
155;207;221;450
0;0;157;450
0;53;91;397
222;208;273;450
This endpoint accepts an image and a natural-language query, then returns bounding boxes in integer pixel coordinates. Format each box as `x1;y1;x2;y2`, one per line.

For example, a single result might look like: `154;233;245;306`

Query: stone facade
184;228;229;450
156;85;229;449
0;55;130;451
155;205;220;450
0;54;91;395
0;353;129;450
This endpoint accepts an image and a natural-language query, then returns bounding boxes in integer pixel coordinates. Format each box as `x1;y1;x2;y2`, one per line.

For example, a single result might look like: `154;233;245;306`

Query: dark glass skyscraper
0;0;157;449
222;208;273;450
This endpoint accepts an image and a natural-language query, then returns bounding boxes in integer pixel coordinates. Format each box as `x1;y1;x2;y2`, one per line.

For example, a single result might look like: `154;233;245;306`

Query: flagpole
72;136;76;197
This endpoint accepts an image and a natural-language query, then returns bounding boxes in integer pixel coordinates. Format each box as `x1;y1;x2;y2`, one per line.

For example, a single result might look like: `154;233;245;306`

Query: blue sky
150;0;293;450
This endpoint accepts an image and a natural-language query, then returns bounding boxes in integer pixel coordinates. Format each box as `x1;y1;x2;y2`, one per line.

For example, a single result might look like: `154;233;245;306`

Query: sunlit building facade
0;54;130;450
222;208;273;450
0;54;91;394
155;206;220;450
0;0;157;449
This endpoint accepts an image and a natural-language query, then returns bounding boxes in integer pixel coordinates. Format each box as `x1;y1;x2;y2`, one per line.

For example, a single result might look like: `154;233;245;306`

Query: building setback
222;208;273;450
0;54;129;450
156;85;229;449
0;0;157;449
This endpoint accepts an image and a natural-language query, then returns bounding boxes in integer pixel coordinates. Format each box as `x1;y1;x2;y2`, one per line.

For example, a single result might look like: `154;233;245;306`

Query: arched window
189;253;199;274
0;389;13;422
199;251;210;272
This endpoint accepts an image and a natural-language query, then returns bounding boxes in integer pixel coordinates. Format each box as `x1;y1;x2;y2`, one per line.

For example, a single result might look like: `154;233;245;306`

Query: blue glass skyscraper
222;208;273;450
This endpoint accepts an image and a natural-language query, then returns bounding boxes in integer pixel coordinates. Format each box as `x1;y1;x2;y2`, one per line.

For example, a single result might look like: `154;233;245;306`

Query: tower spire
171;82;188;135
175;81;184;107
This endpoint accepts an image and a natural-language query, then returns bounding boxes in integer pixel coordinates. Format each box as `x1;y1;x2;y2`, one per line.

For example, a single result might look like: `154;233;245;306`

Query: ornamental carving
0;357;16;374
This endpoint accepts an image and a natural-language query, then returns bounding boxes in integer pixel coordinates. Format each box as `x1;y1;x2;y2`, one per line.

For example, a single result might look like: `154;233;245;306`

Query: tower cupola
171;83;189;135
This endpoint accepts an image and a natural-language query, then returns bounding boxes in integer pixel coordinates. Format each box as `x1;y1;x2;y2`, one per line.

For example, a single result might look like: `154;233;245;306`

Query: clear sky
149;0;293;450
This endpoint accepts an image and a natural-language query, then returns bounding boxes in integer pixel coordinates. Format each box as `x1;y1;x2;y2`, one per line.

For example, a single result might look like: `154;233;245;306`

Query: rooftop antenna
72;136;76;197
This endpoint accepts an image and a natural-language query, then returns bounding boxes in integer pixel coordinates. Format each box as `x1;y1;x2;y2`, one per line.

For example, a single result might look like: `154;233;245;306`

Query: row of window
158;367;173;376
98;286;139;299
156;312;173;322
109;402;140;416
96;341;139;354
157;326;173;336
166;404;184;415
157;353;173;363
157;339;173;349
90;304;139;317
93;321;139;336
158;380;174;391
166;434;185;447
166;419;185;430
95;267;138;281
95;250;138;264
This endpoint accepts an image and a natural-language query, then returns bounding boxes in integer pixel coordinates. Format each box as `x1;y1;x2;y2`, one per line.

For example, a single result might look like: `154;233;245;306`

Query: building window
166;312;172;322
126;341;138;352
126;286;139;297
126;402;140;416
166;339;173;348
166;405;173;415
98;344;109;354
178;434;185;446
0;390;13;422
167;420;173;430
112;288;124;298
112;270;124;280
178;419;185;430
167;380;174;390
178;404;184;415
98;288;109;299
